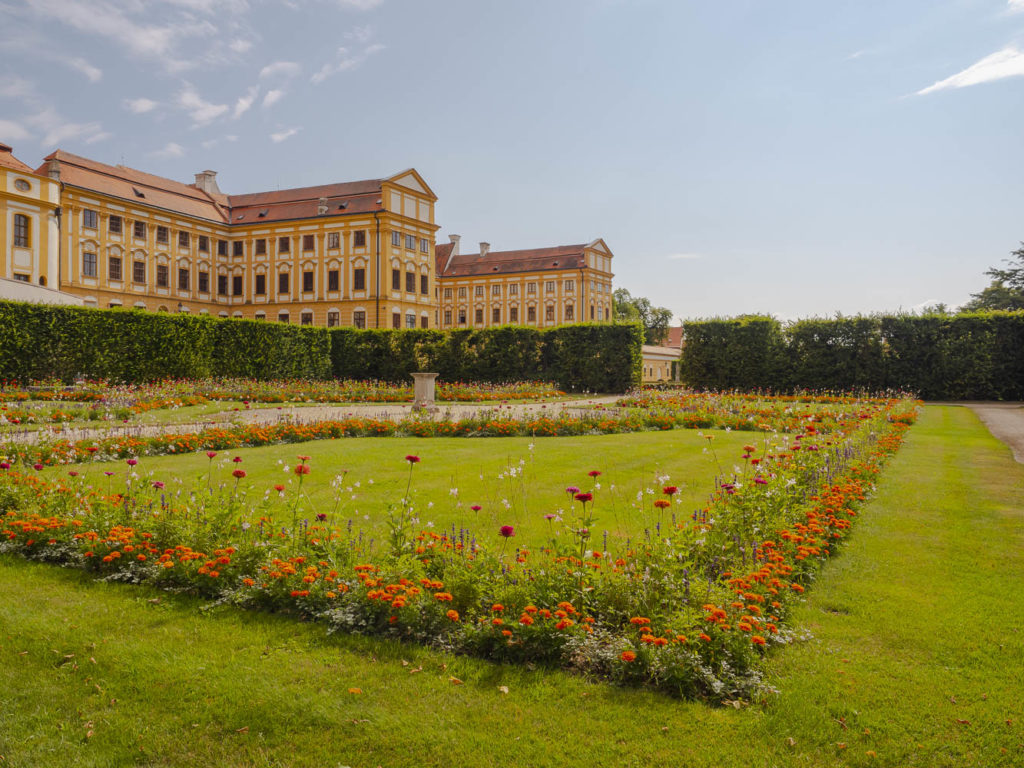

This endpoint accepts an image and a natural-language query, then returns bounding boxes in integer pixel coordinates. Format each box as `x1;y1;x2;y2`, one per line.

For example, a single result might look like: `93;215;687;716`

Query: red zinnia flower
499;525;515;538
662;485;678;496
273;484;285;492
206;451;217;459
232;469;246;479
574;492;593;503
588;470;601;477
233;456;243;463
405;455;420;464
295;464;310;475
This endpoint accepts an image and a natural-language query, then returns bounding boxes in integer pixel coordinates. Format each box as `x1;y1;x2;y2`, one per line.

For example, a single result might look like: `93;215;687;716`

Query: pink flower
470;505;482;512
0;462;11;470
499;525;515;538
405;455;421;464
233;456;243;463
152;481;164;489
206;451;217;459
565;486;580;495
69;471;79;477
32;463;44;471
588;470;601;478
126;458;138;466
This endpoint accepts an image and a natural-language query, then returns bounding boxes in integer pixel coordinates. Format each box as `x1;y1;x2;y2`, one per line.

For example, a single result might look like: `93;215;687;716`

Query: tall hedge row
329;323;643;393
679;312;1024;400
0;300;642;392
0;301;330;383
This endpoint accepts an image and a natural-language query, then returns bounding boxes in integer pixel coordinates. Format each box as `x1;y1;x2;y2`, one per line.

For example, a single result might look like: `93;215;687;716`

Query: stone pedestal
411;372;439;413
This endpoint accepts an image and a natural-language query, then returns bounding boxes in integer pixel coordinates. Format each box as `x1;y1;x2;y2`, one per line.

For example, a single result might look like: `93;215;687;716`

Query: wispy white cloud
270;127;300;143
1008;0;1024;13
311;42;385;83
124;97;159;114
66;57;102;82
846;49;871;61
259;60;300;79
26;107;106;147
201;134;238;149
229;38;253;53
0;76;34;102
177;83;229;125
336;0;385;8
262;89;284;108
84;131;112;144
917;46;1024;95
152;141;186;158
0;119;30;142
667;252;704;260
233;85;258;118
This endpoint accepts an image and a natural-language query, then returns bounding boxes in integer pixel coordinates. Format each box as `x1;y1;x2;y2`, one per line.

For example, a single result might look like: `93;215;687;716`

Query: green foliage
679;311;1024;399
963;242;1024;311
0;300;330;383
330;323;642;393
612;288;673;344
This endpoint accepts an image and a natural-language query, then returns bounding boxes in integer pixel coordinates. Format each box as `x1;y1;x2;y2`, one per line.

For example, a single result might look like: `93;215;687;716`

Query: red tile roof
35;150;389;226
666;325;684;349
435;242;454;275
0;143;35;173
438;244;590;278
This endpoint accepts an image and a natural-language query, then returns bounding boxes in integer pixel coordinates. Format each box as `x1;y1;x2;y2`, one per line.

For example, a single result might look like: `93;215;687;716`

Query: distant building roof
666;325;684;349
0;143;36;173
439;244;589;278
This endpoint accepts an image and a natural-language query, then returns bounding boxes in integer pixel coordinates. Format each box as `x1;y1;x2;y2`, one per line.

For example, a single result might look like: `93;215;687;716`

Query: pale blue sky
2;0;1023;320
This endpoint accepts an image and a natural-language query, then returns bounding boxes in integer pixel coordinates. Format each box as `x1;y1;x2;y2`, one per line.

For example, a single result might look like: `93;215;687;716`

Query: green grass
2;405;1022;767
40;430;754;546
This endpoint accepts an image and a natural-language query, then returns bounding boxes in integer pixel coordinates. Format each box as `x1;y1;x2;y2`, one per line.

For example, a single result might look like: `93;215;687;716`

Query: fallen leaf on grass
408;667;422;674
348;688;362;694
786;737;796;747
956;719;970;725
449;677;463;685
497;686;509;695
236;727;249;734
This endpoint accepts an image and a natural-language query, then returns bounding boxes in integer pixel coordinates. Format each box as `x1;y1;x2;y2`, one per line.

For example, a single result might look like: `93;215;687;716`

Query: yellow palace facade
1;145;617;329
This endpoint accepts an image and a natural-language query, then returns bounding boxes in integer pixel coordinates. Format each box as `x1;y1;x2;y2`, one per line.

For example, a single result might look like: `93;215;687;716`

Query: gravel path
932;402;1024;464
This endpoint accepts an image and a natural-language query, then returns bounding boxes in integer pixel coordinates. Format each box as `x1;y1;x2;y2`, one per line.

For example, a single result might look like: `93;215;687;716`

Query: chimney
448;233;461;255
317;197;328;215
48;158;61;181
193;170;221;195
479;242;490;258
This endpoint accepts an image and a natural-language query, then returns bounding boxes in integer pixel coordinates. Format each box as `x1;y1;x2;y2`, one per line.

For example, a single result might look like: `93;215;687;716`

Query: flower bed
0;394;917;700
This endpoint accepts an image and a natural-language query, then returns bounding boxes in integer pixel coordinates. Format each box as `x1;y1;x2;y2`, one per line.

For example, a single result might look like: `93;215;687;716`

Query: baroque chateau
0;144;615;331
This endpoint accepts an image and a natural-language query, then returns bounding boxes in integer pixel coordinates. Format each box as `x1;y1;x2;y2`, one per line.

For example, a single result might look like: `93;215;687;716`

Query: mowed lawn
1;405;1022;767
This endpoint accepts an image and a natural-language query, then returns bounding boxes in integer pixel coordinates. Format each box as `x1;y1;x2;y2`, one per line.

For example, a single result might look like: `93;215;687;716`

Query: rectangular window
303;271;314;292
217;240;227;256
108;256;122;281
156;226;168;244
565;305;574;321
278;272;289;294
405;271;415;293
13;273;28;282
527;283;536;294
353;230;366;247
509;284;519;296
444;309;452;325
178;231;189;248
546;305;555;321
443;287;452;299
492;284;501;296
13;214;29;247
510;306;518;322
302;234;315;252
406;313;416;328
493;308;501;323
392;312;401;329
156;264;168;287
590;305;595;320
178;268;189;290
458;287;467;298
232;275;243;296
391;231;401;247
325;232;338;249
420;274;428;295
133;220;146;239
527;306;536;322
255;239;266;255
83;209;98;229
278;313;289;324
301;311;313;326
133;261;145;283
564;280;574;292
392;269;400;290
232;241;243;256
198;271;209;293
475;308;484;324
475;285;484;297
420;238;429;253
218;274;228;295
458;310;466;324
353;310;366;328
108;215;122;235
546;281;555;293
278;237;290;253
420;315;428;329
198;235;209;252
353;268;365;290
328;270;339;291
405;234;415;249
255;274;266;295
327;310;339;328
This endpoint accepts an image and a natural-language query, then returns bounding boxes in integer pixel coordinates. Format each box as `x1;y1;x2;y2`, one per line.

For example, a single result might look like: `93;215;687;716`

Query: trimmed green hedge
0;301;330;383
0;301;642;392
330;323;643;393
679;312;1024;400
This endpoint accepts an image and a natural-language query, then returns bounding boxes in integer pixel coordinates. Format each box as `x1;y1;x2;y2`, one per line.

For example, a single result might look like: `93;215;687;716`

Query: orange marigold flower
518;614;534;625
751;635;767;645
620;650;637;662
491;603;504;612
501;629;513;637
699;633;712;642
446;609;460;622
